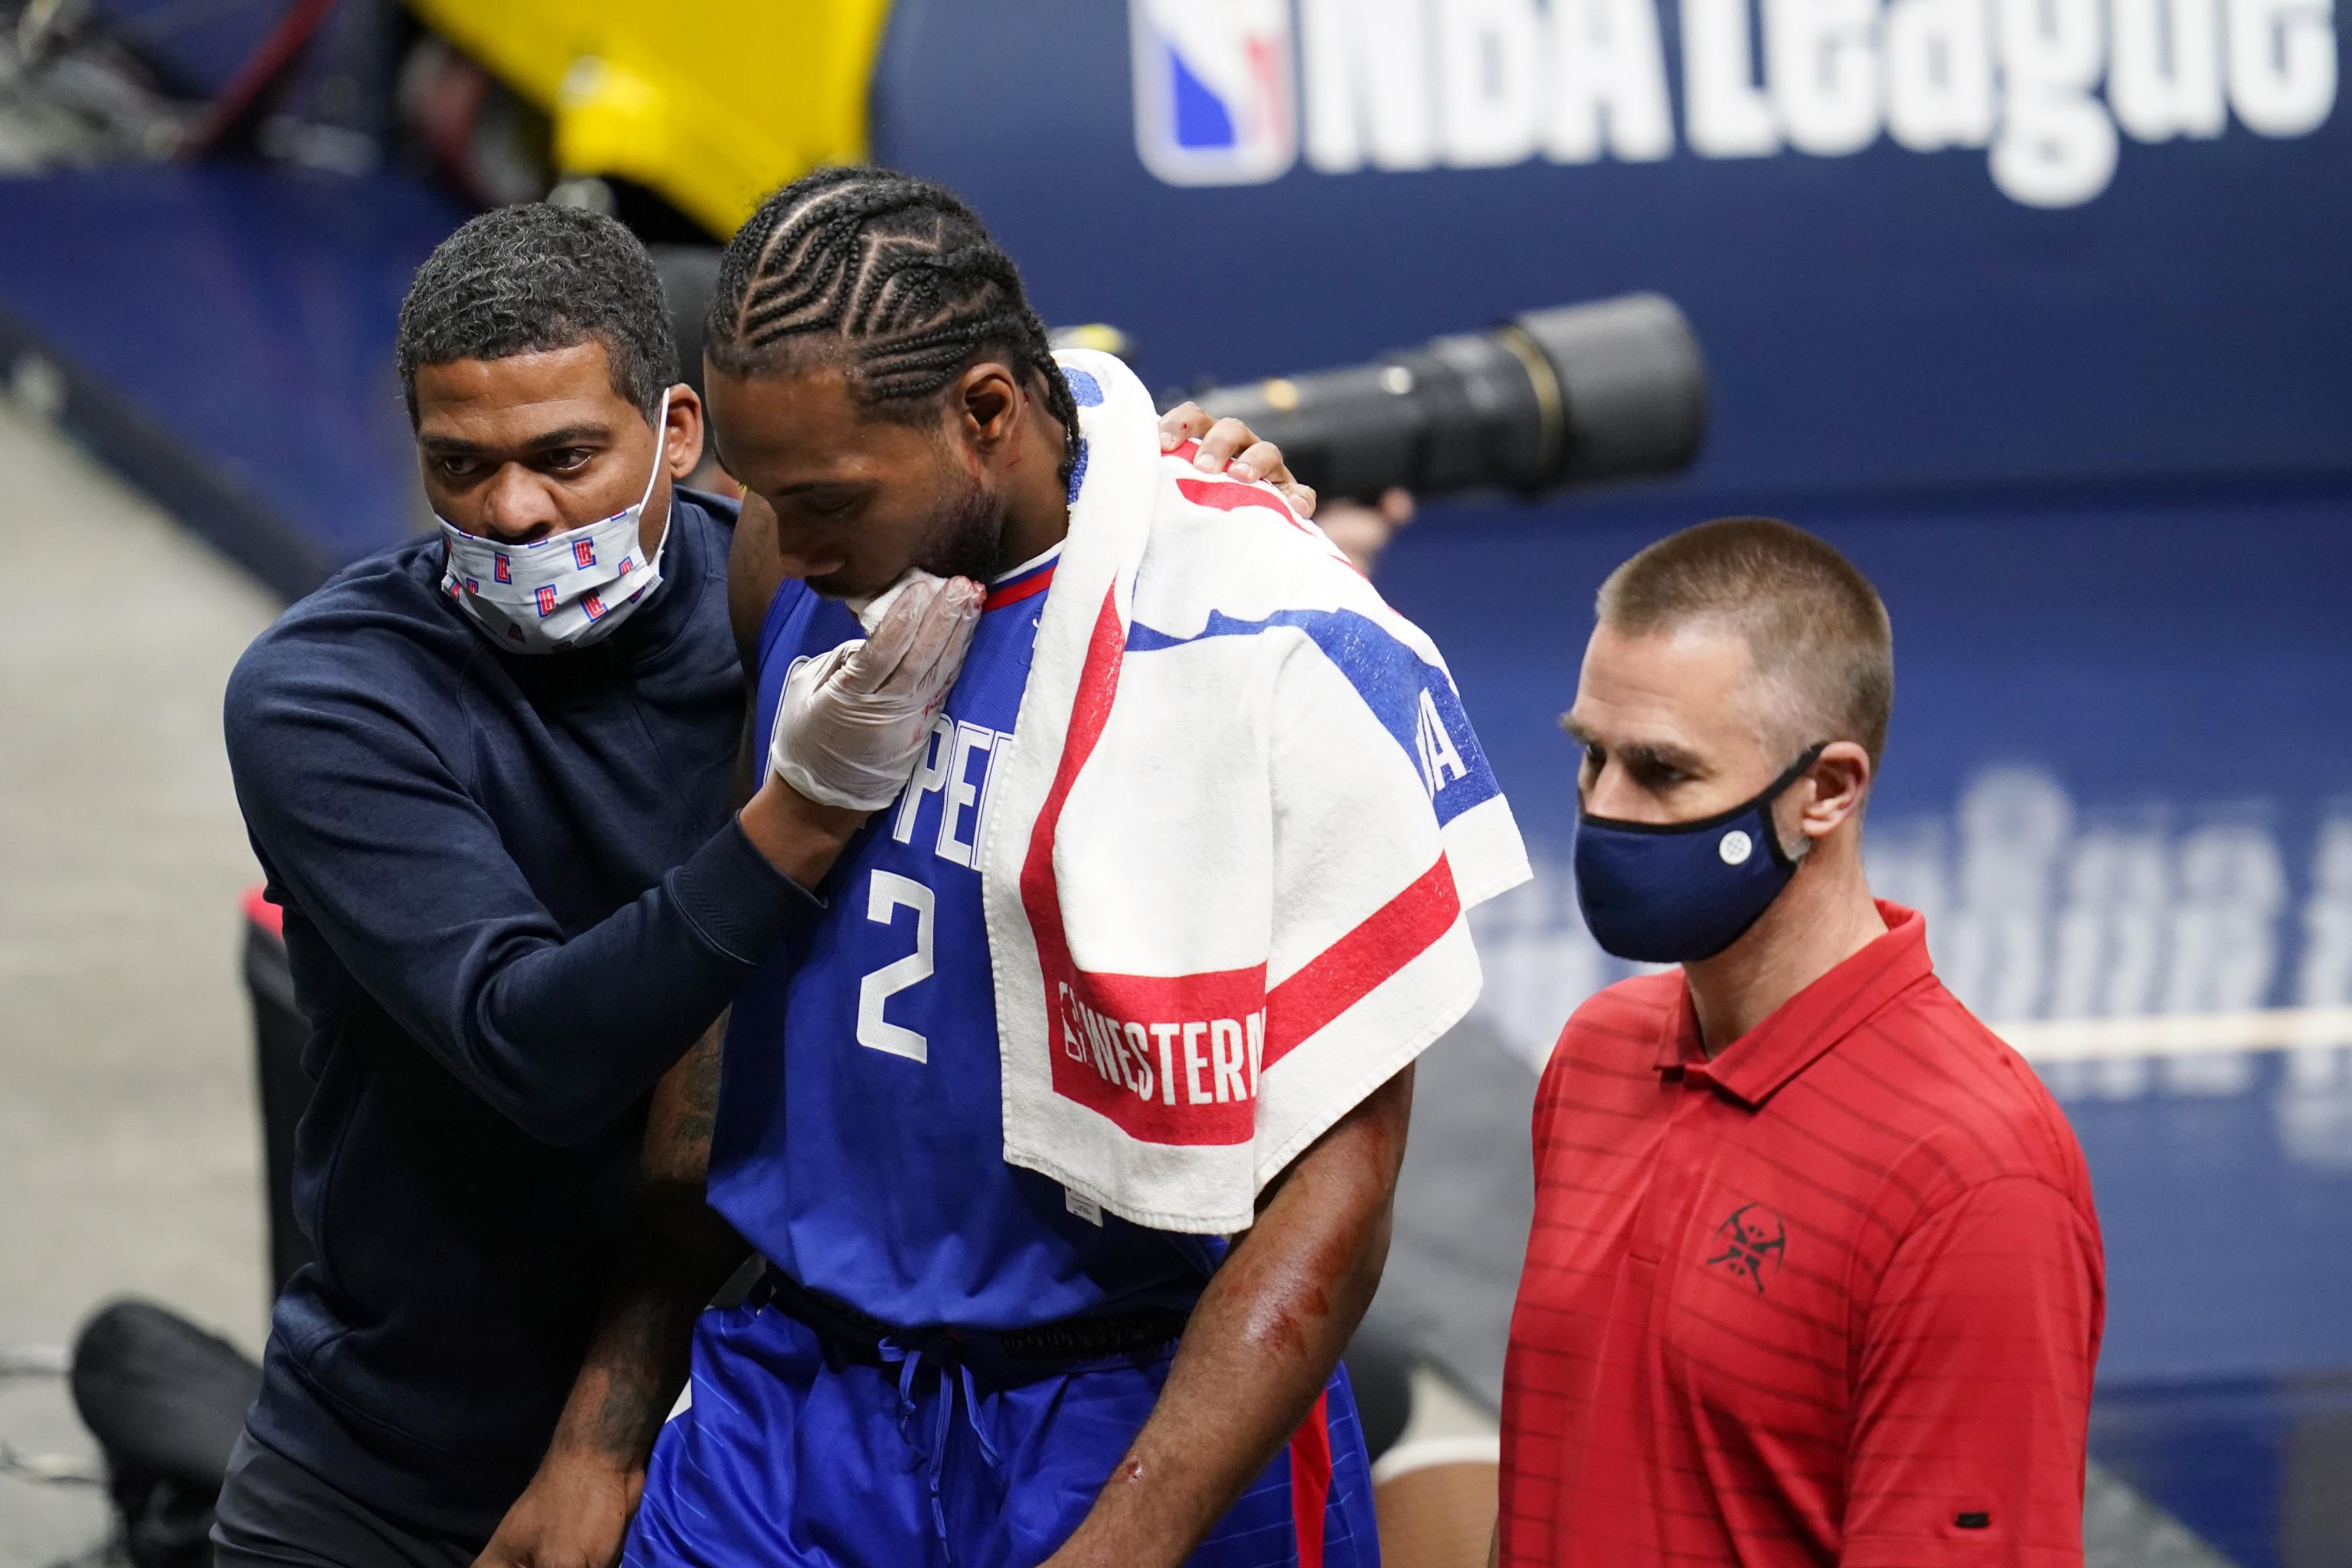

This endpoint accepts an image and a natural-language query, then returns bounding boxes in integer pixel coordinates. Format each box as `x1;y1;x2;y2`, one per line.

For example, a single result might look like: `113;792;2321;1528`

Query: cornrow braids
707;167;1082;496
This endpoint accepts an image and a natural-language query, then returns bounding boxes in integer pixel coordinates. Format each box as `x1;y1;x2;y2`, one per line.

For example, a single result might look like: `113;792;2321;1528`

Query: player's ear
956;362;1021;455
1797;742;1870;841
661;383;704;480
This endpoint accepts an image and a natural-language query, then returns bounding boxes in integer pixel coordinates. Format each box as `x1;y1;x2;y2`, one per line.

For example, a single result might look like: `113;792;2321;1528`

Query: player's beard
911;464;1005;586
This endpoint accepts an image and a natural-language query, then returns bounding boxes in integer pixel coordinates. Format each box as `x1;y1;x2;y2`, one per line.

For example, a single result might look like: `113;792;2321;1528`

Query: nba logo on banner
573;538;596;570
1129;0;1295;186
534;584;558;617
494;553;511;584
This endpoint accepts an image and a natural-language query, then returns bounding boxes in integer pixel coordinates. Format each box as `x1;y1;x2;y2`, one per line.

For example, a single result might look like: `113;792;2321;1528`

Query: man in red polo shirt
1499;518;2105;1567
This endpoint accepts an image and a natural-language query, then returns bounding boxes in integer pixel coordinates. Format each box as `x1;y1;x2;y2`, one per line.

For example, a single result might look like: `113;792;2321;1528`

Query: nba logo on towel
535;584;558;617
1129;0;1294;186
573;538;596;570
494;553;511;584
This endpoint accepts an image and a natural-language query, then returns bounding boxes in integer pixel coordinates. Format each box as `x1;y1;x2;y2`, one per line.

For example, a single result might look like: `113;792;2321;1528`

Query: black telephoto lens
1176;294;1707;505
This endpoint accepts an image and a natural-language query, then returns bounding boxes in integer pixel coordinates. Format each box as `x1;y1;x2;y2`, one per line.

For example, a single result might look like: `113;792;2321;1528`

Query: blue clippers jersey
709;552;1222;1331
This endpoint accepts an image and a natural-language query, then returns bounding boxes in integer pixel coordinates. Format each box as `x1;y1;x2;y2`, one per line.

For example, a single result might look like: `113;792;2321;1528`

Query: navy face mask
1573;743;1828;965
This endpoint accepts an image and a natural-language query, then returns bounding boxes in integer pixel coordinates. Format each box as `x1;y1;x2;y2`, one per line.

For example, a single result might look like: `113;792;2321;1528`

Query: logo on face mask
436;390;671;655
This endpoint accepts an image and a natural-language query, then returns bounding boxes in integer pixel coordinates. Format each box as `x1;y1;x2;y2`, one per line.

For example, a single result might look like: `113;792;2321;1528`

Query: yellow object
1047;323;1138;361
408;0;896;238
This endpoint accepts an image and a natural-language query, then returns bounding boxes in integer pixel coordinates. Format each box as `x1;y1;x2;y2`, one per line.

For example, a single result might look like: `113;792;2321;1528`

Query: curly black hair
395;204;677;426
705;167;1080;495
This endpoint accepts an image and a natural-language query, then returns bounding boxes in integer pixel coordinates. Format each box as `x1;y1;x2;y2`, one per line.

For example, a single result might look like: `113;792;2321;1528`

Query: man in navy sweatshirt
213;204;1296;1566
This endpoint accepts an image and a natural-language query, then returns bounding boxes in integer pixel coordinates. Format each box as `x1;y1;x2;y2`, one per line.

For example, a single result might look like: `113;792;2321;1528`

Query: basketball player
480;168;1501;1568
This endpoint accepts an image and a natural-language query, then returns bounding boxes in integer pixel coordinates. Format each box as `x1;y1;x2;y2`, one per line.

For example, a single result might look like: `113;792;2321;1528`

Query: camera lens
1182;294;1707;504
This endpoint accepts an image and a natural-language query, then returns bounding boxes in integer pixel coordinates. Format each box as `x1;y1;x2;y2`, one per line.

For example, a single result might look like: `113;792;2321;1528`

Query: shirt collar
984;543;1062;612
992;541;1065;583
1653;902;1936;1108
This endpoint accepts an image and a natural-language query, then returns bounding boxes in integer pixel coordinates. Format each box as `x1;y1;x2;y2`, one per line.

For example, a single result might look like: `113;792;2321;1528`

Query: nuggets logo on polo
1706;1203;1787;1294
1129;0;1295;187
573;538;596;570
493;553;511;583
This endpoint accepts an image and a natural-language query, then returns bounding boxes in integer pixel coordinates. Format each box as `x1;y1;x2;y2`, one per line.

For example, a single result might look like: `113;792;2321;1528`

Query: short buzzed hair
1598;517;1894;769
396;204;677;426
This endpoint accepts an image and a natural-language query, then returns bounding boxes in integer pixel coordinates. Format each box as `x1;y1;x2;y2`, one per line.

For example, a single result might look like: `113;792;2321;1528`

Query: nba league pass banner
1126;0;2337;210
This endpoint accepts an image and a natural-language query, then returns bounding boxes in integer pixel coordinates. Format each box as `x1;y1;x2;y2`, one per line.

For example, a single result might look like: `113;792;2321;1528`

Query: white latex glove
768;571;984;810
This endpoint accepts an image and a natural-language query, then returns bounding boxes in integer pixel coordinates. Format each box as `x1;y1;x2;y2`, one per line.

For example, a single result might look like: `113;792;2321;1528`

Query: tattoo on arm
642;1017;724;1184
546;1011;747;1469
667;1025;724;1158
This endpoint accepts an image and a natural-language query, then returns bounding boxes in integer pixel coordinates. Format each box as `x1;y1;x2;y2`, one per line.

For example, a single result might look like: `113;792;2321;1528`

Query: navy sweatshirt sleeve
224;624;818;1148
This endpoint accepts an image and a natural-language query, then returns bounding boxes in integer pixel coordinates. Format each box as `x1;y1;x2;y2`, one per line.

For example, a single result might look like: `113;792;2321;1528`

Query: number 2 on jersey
857;871;934;1062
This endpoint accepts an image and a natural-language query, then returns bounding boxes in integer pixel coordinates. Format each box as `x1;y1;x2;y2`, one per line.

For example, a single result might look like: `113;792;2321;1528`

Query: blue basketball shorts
623;1292;1380;1568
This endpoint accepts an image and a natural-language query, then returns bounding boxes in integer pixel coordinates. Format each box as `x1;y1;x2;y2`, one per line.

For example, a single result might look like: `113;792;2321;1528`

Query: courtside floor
0;398;276;1563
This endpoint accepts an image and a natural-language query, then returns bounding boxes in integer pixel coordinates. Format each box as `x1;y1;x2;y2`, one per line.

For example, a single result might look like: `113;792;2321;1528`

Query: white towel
980;351;1530;1234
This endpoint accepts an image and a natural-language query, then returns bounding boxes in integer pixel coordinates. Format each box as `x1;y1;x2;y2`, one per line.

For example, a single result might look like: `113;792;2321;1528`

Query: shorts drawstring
957;1361;1001;1466
876;1337;1004;1557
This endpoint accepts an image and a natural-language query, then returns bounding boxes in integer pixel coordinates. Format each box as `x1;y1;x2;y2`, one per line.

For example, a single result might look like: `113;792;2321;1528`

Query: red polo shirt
1500;904;2103;1568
